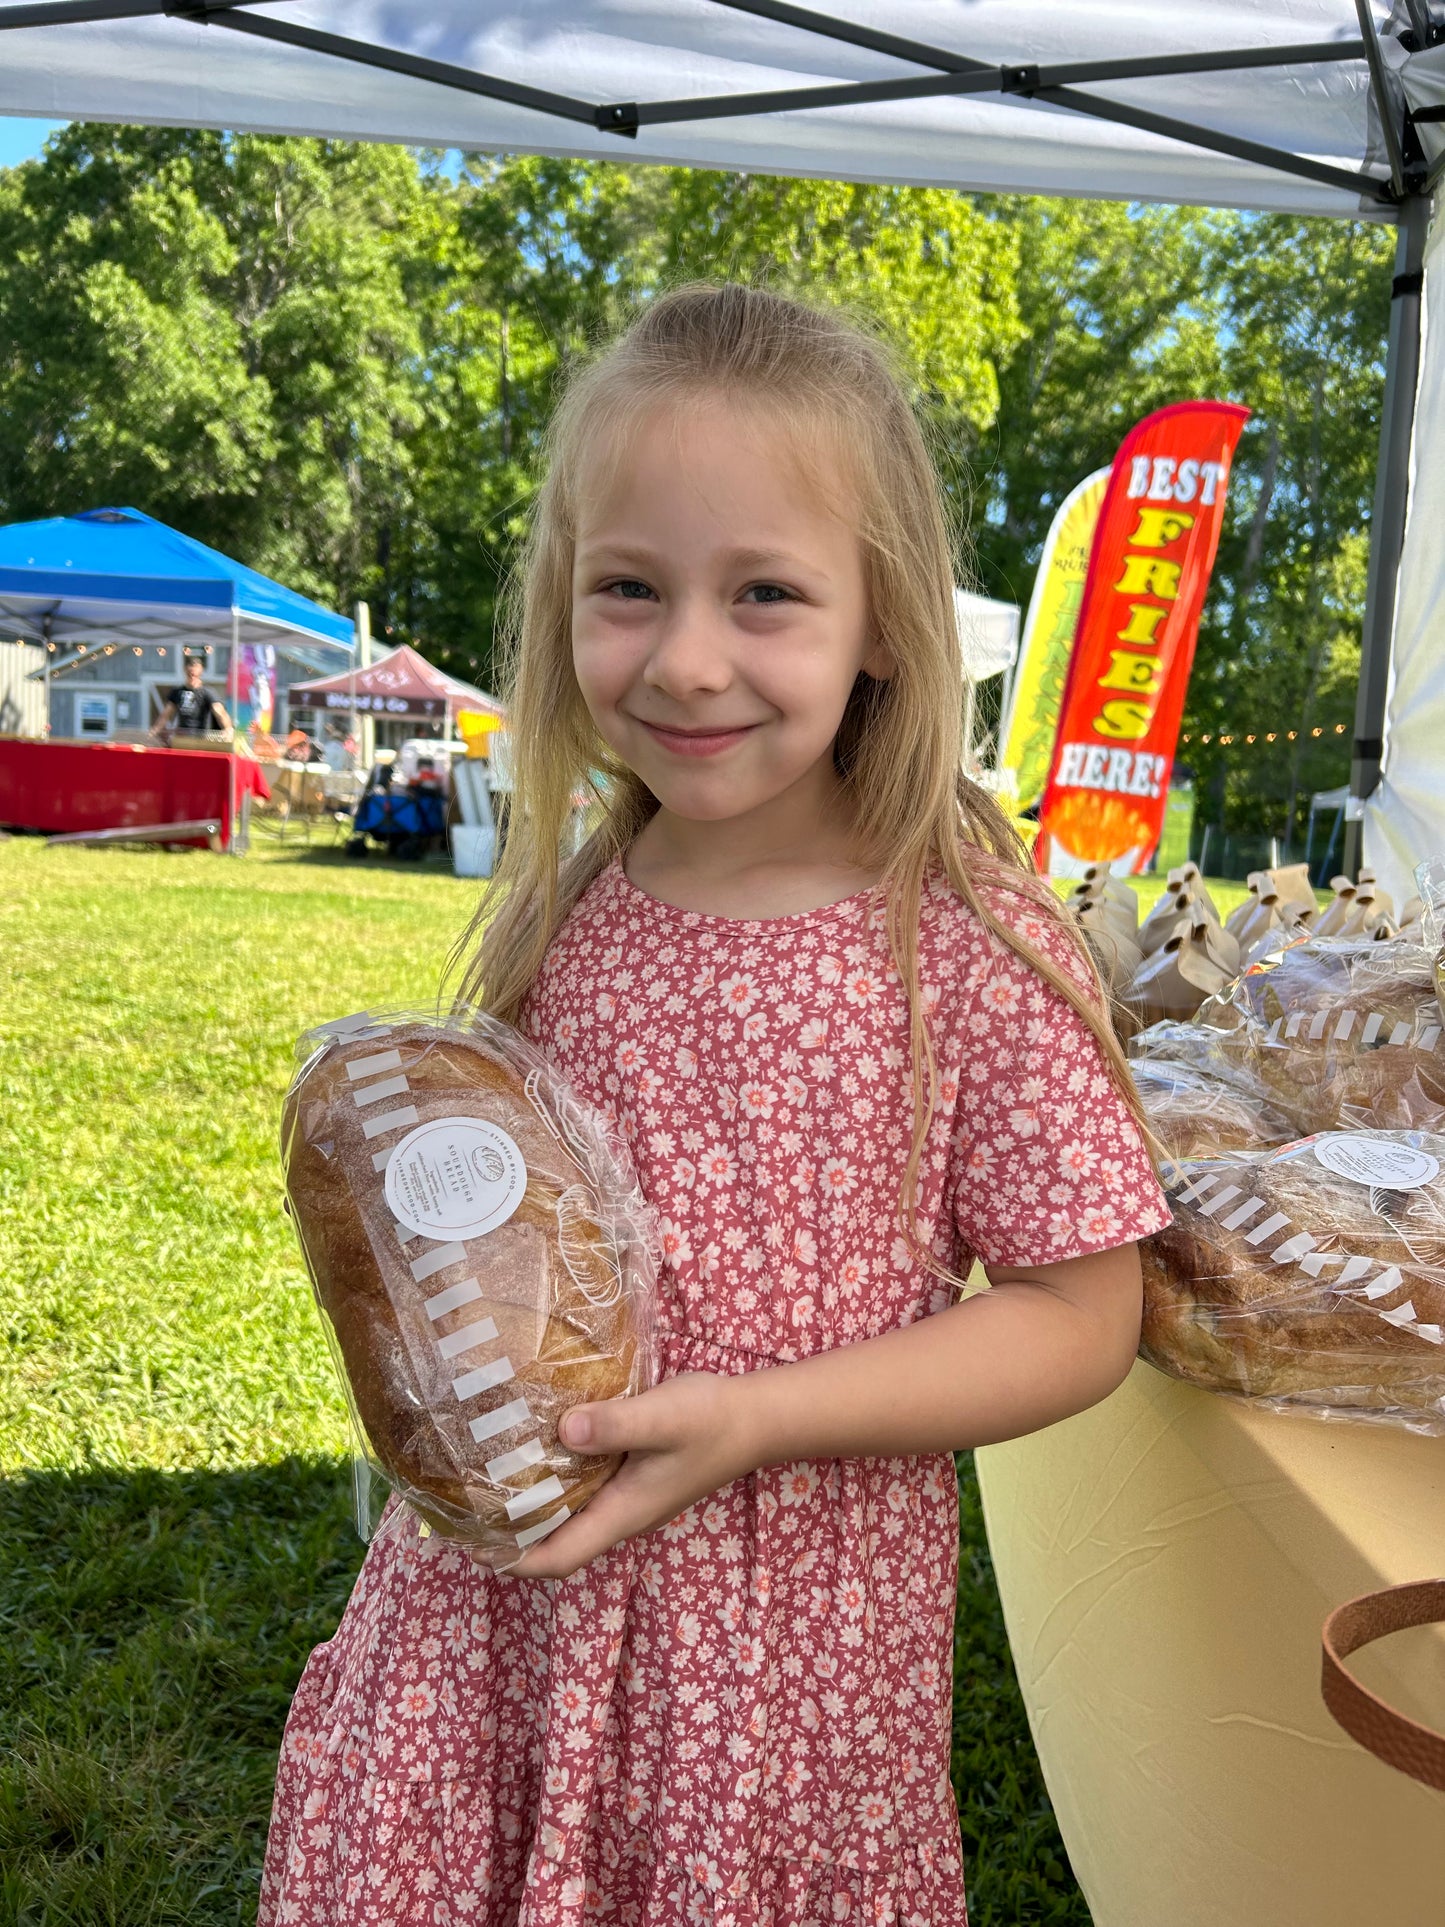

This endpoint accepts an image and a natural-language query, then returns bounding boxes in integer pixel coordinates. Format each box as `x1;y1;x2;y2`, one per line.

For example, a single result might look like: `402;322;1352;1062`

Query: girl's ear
861;637;895;682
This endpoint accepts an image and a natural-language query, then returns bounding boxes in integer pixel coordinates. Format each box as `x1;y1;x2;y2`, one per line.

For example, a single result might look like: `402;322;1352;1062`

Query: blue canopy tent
0;503;353;662
0;505;354;848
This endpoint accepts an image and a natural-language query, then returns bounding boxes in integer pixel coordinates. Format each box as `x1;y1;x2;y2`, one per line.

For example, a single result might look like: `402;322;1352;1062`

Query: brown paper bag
1075;901;1145;993
1068;880;1139;944
1123;913;1241;1028
1140;882;1200;956
1333;884;1396;939
1268;861;1318;925
1166;861;1219;924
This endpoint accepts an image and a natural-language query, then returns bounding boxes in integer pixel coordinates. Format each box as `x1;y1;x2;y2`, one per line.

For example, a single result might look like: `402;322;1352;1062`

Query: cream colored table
976;1360;1445;1927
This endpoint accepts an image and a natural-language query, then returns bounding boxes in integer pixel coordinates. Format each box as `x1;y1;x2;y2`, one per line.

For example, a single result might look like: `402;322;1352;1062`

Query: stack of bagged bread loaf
1115;864;1445;1154
281;1008;656;1567
1141;1130;1445;1432
1193;933;1445;1137
1119;855;1445;1429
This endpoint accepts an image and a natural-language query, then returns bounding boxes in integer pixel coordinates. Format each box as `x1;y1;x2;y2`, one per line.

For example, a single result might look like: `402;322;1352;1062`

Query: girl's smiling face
571;399;891;826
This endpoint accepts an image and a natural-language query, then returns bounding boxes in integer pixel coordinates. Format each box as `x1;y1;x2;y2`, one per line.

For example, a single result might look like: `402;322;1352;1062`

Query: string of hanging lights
1179;722;1349;748
17;640;216;668
14;640;214;654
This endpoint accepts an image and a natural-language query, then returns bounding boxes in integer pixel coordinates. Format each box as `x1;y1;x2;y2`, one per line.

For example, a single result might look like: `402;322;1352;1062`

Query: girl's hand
495;1372;761;1580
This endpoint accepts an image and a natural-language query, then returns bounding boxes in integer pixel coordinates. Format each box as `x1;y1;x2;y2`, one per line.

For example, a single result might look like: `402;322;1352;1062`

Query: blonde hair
455;283;1153;1270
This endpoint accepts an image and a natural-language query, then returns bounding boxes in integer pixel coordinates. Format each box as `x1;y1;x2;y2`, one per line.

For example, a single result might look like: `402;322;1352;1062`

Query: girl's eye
605;578;655;601
741;583;794;605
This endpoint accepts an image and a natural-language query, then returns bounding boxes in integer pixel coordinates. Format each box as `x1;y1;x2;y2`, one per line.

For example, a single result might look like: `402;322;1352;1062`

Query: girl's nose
640;606;733;698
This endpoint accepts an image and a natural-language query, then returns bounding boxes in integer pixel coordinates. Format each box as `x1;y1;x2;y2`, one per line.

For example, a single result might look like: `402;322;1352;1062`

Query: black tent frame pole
1343;193;1430;879
1355;0;1408;198
0;0;1396;206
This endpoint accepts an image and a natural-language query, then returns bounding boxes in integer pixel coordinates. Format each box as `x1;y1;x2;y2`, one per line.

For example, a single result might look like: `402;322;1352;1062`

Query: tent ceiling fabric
0;0;1434;216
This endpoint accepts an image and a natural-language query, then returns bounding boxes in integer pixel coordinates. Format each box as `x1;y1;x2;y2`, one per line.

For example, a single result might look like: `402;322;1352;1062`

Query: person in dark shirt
150;656;231;742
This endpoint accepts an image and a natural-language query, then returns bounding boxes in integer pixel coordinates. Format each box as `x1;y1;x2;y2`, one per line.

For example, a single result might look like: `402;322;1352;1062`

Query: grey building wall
44;642;328;738
1;642;48;736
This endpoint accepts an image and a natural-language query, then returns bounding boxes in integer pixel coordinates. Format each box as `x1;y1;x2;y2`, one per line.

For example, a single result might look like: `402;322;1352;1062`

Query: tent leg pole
356;601;374;770
229;607;241;855
1345;193;1429;877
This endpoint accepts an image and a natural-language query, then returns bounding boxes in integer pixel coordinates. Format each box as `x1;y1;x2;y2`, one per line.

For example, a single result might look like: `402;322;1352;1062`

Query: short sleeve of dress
949;887;1171;1269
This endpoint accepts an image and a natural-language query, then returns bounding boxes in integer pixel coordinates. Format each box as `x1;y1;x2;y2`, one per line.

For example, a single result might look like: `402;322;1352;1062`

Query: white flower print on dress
260;853;1168;1927
718;971;759;1017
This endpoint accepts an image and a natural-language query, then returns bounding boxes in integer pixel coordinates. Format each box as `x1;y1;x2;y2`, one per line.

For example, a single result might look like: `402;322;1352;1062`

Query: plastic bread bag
1140;1130;1445;1434
1195;932;1438;1033
1205;984;1445;1139
280;1007;658;1569
1130;1016;1261;1083
1416;854;1445;1021
1129;1057;1296;1162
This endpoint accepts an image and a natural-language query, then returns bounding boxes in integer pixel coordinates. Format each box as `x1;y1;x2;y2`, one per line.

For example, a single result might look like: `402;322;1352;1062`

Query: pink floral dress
260;855;1169;1927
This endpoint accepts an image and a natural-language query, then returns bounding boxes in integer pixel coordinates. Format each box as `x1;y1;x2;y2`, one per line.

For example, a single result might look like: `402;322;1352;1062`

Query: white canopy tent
2;0;1444;892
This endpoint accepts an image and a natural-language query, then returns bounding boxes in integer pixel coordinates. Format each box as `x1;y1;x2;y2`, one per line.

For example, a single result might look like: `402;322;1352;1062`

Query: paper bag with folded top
1267;862;1318;926
1138;880;1208;958
1121;912;1242;1031
1226;875;1288;955
1314;870;1392;941
1074;899;1145;995
1065;876;1139;938
1164;862;1219;924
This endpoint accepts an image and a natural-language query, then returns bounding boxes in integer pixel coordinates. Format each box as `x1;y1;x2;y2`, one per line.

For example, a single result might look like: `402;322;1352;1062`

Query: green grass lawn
0;831;1215;1925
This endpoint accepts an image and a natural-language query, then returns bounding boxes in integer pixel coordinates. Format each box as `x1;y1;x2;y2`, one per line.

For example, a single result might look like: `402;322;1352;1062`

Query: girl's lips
637;719;759;758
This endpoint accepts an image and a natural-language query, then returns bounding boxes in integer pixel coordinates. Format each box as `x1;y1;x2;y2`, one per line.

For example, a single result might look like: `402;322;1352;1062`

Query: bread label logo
384;1118;528;1242
1312;1134;1440;1192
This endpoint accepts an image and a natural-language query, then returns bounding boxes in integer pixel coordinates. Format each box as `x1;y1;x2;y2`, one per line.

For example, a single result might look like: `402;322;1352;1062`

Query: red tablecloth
0;739;270;848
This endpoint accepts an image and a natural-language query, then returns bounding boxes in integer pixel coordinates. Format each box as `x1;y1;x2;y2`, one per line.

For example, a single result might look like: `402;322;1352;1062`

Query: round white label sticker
1312;1133;1440;1192
384;1117;528;1242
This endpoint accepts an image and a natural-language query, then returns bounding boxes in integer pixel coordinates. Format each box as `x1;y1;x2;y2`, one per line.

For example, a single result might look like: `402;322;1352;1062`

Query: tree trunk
1241;424;1280;598
499;305;511;463
374;521;392;636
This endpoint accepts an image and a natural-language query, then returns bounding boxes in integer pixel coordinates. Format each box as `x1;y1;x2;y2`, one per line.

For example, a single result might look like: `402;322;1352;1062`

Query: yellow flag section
999;467;1109;811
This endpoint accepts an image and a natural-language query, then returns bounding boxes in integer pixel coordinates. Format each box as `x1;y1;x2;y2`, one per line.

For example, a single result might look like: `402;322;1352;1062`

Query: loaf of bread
1140;1131;1445;1430
1197;935;1436;1033
1183;937;1445;1137
1129;1058;1295;1162
281;1010;656;1564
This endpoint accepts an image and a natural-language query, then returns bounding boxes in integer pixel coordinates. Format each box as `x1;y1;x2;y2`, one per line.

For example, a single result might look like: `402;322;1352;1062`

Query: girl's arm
507;1244;1143;1579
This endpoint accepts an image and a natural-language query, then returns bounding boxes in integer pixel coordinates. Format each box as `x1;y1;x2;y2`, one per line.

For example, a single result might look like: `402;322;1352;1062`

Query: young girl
260;284;1169;1927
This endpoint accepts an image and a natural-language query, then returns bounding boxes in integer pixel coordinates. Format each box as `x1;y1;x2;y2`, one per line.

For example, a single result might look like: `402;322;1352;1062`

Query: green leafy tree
392;156;653;682
1187;214;1394;854
971;196;1221;611
0;126;430;616
657;170;1023;438
0;128;274;534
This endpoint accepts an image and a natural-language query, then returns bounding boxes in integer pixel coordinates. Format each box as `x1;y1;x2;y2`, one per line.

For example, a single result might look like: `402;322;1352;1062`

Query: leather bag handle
1321;1580;1445;1792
